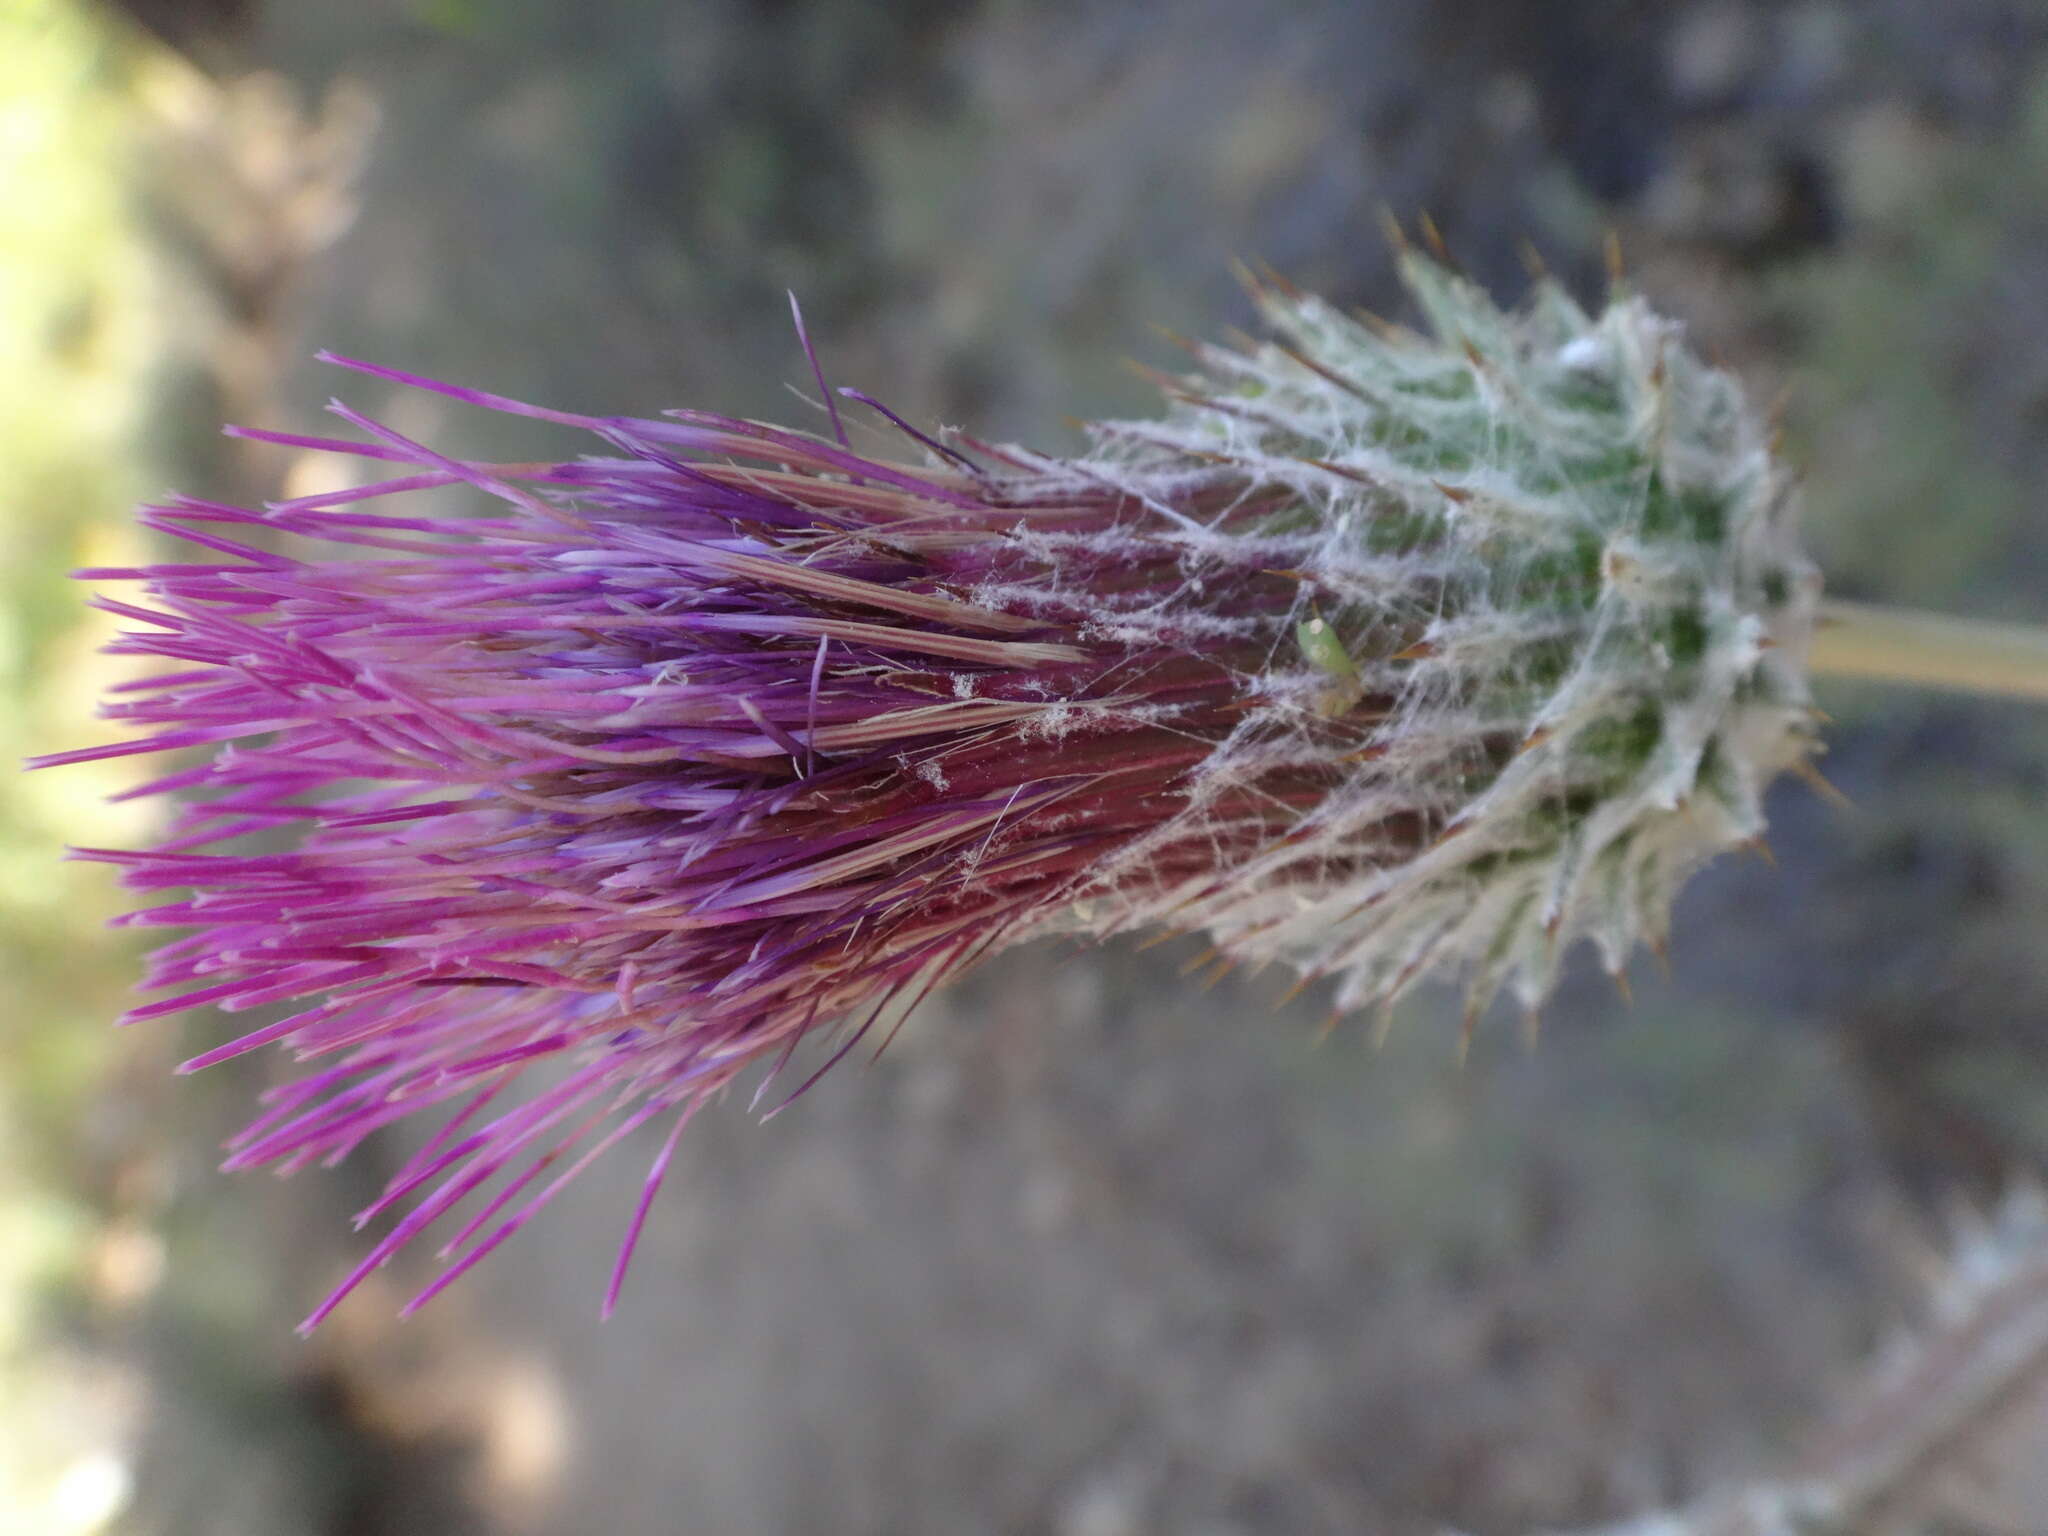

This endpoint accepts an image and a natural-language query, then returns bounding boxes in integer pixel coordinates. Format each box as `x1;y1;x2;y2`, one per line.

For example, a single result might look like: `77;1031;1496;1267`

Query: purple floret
42;355;1362;1328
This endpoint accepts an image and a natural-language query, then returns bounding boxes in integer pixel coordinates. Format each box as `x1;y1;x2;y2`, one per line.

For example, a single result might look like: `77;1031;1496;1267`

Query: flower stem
1809;600;2048;703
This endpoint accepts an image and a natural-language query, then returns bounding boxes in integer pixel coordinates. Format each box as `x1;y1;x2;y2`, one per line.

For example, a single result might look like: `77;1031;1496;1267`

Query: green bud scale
1073;248;1823;1022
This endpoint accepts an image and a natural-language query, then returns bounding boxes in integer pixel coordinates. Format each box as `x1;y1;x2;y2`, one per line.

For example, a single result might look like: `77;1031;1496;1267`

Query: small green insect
1297;613;1365;718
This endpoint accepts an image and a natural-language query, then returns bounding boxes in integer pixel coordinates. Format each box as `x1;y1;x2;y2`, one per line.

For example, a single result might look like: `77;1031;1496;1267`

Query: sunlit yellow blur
1;1;168;1530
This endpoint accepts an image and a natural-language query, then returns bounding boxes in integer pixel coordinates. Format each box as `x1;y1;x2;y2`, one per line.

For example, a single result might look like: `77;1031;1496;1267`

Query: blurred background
7;0;2048;1531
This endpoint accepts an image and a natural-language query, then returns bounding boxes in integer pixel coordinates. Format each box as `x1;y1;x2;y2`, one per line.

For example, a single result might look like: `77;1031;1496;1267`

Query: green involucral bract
1070;250;1822;1019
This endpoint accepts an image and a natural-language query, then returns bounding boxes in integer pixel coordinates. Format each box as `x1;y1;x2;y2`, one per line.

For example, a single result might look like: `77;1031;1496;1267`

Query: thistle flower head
43;251;1822;1326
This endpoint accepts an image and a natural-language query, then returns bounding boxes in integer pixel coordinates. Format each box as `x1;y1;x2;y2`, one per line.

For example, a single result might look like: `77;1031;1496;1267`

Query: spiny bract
1107;249;1823;1019
46;248;1822;1324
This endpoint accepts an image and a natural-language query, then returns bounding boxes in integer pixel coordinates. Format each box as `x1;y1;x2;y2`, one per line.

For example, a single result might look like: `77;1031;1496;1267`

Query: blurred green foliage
1;1;163;1528
1768;72;2048;1186
1779;74;2048;620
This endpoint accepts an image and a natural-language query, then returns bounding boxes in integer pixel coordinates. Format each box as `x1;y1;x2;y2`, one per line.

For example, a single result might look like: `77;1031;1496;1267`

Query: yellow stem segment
1809;600;2048;703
